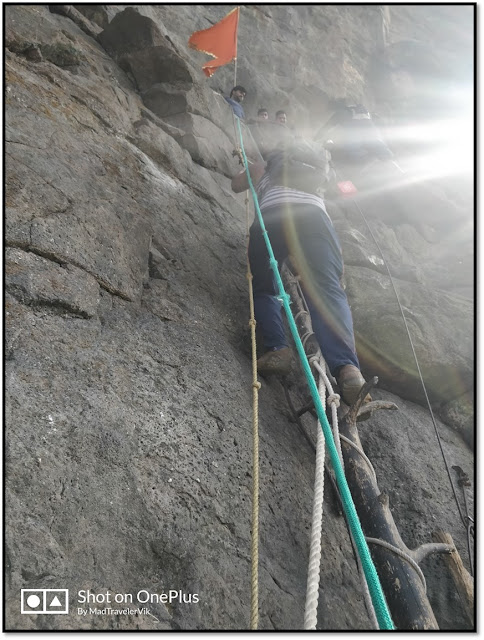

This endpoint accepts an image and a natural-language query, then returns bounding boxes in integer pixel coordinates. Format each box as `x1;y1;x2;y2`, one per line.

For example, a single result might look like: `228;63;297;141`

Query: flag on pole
188;7;240;77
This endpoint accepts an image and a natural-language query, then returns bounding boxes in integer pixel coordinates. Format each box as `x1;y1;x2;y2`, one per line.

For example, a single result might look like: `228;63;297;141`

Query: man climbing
225;85;247;119
231;144;369;407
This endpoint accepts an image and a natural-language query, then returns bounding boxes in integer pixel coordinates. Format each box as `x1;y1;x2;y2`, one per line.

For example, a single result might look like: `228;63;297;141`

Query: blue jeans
248;203;360;375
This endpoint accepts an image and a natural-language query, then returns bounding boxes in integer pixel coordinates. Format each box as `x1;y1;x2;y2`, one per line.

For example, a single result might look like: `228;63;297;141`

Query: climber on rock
231;143;370;407
224;85;247;119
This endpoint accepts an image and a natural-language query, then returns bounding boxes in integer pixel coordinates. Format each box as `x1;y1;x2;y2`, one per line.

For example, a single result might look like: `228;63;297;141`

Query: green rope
236;118;395;631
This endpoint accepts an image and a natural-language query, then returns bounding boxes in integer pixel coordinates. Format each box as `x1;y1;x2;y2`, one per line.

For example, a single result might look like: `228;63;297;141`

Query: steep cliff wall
5;4;474;630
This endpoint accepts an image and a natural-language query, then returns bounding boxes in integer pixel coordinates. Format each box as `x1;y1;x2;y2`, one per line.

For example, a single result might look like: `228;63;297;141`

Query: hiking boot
336;364;371;406
257;347;292;376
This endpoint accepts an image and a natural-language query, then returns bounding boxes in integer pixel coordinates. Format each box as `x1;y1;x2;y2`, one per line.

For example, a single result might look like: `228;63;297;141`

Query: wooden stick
431;530;474;626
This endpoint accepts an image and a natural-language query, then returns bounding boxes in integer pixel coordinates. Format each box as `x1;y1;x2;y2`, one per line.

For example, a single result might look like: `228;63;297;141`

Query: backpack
265;141;335;195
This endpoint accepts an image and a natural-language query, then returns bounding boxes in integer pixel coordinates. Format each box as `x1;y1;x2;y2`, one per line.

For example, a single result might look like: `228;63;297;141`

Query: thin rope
303;369;326;629
339;435;378;483
236;118;394;630
461;485;474;576
340;173;467;531
245;191;260;630
301;331;314;350
366;537;427;592
294;309;310;322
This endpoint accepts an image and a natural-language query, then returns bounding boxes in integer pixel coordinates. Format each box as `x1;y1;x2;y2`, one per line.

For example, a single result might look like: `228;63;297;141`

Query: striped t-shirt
256;174;332;224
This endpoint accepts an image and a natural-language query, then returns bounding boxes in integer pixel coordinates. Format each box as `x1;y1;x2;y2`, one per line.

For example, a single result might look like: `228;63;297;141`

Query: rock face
5;4;474;631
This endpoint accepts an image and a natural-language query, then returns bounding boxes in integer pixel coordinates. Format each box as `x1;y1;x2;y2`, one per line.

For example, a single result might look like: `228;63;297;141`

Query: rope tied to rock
236;117;394;631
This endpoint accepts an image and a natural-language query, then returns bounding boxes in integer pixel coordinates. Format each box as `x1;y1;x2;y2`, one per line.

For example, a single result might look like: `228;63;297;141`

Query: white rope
312;355;379;629
303;369;326;629
286;265;379;629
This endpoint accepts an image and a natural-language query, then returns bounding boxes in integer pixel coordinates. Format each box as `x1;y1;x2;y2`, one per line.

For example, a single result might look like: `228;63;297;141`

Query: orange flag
188;7;239;77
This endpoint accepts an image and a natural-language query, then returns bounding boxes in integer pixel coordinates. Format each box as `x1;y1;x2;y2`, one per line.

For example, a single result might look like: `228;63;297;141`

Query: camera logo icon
21;589;69;614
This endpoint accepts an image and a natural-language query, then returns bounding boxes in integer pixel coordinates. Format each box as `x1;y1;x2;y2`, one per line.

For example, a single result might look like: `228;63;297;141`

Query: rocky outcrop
98;8;194;90
98;7;244;176
5;4;473;631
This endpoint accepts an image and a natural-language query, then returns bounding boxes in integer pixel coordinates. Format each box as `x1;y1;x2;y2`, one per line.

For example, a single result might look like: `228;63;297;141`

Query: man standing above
275;110;287;125
224;85;247;119
249;107;288;158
